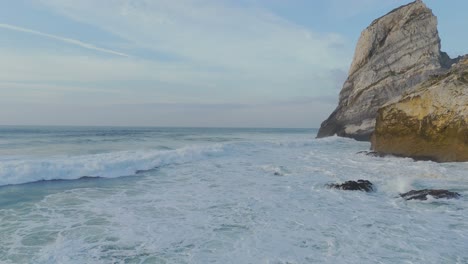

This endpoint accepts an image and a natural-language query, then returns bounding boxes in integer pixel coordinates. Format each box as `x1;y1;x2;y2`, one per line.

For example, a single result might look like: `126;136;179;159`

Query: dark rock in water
273;172;282;176
356;151;388;157
400;189;461;200
327;180;374;192
365;152;385;158
356;151;369;155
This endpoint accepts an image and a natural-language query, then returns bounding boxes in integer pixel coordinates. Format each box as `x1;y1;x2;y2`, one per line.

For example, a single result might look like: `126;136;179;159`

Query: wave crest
0;144;227;186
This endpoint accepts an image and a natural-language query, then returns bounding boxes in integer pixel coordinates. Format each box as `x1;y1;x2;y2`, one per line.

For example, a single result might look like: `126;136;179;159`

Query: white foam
0;135;365;187
0;144;227;186
1;131;468;263
389;176;416;193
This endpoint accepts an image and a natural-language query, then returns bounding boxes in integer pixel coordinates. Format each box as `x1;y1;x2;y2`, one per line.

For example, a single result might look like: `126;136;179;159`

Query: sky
0;0;467;128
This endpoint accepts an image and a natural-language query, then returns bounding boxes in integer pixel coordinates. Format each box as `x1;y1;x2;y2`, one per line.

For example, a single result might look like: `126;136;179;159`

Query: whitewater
0;126;467;263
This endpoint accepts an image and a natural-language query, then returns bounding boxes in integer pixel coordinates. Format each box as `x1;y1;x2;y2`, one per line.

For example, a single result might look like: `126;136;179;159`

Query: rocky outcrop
327;180;374;192
400;189;461;200
317;0;453;141
371;58;468;162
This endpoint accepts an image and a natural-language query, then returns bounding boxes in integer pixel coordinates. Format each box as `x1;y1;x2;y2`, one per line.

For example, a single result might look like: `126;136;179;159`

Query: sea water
0;126;467;263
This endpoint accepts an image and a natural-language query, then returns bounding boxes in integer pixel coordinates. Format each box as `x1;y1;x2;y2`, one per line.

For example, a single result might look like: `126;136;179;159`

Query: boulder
317;0;453;141
400;189;461;200
327;180;374;192
371;58;468;162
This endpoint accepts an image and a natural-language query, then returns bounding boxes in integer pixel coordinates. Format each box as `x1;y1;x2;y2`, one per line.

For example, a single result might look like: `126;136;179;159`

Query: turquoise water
0;127;467;263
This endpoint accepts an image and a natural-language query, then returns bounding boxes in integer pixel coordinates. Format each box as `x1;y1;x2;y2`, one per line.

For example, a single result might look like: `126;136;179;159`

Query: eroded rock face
371;58;468;162
327;180;374;192
317;0;452;141
400;189;461;200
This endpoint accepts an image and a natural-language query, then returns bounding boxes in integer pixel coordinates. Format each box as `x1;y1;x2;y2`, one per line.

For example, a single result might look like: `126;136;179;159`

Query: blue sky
0;0;466;128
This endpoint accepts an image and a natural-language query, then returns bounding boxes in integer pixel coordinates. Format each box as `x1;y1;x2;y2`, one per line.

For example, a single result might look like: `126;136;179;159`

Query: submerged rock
371;57;468;162
317;0;454;141
400;189;461;200
327;180;374;192
356;151;388;157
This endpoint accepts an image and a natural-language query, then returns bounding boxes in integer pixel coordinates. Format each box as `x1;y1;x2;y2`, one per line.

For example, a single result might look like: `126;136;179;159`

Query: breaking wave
0;144;228;186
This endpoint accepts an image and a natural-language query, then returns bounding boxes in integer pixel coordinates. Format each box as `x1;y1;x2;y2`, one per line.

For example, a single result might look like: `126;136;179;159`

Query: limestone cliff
317;0;453;141
371;58;468;162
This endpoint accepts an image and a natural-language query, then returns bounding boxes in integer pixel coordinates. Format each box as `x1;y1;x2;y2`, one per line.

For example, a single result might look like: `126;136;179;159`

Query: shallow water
0;127;467;263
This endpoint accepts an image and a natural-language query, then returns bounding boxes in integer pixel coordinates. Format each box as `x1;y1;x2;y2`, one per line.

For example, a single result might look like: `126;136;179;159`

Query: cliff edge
371;57;468;162
317;0;453;141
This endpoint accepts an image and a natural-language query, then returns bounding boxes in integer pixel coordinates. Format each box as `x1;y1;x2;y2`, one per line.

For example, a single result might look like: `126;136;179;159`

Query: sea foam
0;144;227;186
1;128;468;263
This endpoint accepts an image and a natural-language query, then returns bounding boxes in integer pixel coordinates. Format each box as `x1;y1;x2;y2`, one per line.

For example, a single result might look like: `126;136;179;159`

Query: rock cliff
371;58;468;162
317;0;453;141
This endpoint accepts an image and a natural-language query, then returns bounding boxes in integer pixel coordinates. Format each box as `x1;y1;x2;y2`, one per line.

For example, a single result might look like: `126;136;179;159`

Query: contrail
0;23;130;57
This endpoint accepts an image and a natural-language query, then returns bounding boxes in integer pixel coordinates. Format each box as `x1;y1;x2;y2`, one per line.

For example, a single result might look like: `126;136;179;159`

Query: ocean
0;126;467;263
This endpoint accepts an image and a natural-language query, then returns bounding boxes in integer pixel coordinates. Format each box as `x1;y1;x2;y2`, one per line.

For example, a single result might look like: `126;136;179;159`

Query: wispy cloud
0;0;352;126
36;0;350;70
32;0;352;101
0;23;130;57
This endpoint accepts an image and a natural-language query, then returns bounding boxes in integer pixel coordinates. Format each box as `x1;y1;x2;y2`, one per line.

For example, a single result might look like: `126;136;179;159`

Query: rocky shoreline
317;0;467;162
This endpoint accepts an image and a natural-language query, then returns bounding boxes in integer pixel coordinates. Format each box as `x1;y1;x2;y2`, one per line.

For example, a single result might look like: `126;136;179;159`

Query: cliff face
371;58;468;162
317;0;452;141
